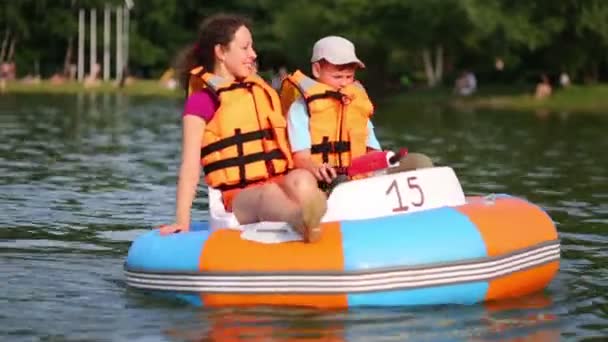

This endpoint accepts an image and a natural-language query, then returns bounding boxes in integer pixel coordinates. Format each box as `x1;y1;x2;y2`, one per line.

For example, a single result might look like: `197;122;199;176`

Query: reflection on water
1;94;607;340
159;293;560;341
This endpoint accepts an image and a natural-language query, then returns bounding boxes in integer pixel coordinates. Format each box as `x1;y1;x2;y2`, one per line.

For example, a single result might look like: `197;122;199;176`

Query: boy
280;36;381;185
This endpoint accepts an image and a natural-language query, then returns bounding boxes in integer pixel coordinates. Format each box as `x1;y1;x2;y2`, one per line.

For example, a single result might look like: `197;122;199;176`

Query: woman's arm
159;115;205;234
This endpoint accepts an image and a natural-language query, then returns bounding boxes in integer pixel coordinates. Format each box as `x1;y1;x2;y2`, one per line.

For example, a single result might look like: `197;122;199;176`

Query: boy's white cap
311;36;365;68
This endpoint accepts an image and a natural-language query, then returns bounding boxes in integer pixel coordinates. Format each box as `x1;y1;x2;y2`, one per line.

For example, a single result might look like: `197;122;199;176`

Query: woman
159;14;327;242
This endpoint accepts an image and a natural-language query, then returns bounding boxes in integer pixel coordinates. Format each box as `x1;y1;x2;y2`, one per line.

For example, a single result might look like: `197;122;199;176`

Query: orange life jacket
188;67;293;191
280;70;374;168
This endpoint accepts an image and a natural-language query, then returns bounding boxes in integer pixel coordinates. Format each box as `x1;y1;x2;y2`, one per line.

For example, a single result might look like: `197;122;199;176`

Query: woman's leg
231;169;327;242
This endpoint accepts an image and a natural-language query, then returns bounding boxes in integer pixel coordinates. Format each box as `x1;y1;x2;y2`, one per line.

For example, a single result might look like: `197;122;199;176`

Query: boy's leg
388;152;434;174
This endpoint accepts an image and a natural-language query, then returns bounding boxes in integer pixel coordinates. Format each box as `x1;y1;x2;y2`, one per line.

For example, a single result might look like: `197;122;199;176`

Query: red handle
346;149;408;177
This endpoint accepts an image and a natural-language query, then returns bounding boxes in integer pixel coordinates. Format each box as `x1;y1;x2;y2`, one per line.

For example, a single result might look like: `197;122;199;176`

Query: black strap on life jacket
305;90;344;109
216;81;254;96
200;128;273;158
310;136;351;164
201;128;288;190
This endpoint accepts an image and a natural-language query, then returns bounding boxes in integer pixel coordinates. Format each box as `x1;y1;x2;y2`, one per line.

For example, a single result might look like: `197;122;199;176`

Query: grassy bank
454;84;608;113
1;79;182;98
3;79;608;114
384;84;608;114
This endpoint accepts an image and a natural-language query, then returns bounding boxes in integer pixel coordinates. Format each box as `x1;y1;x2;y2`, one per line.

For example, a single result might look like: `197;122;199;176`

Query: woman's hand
158;222;190;235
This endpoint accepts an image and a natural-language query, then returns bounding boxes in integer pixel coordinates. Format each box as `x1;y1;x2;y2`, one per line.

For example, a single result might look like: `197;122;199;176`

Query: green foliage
2;0;608;84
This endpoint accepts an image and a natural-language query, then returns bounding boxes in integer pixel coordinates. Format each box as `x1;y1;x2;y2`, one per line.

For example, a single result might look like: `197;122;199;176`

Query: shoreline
2;80;607;114
0;79;182;98
382;84;608;114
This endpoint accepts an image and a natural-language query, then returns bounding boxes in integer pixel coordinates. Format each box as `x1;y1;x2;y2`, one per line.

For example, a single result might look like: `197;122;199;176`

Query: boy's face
312;61;357;89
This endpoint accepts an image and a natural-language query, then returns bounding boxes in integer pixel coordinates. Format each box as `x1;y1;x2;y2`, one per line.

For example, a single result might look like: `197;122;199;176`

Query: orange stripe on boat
202;293;347;309
486;261;559;301
199;222;347;308
457;197;558;257
199;222;344;272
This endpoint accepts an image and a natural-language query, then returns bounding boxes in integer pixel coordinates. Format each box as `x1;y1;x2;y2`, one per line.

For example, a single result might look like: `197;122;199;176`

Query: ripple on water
1;96;607;340
0;239;111;252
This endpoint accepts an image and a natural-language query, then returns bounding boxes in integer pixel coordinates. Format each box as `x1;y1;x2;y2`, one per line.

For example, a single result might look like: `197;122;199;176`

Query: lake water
1;93;607;341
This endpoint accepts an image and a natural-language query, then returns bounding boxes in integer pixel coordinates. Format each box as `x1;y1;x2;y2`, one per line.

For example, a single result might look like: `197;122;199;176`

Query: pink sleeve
182;89;218;122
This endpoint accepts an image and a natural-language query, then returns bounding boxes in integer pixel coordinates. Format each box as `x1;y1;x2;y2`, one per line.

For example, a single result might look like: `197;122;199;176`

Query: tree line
2;0;607;89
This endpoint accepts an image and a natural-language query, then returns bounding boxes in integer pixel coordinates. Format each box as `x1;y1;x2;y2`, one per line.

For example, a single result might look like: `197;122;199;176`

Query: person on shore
535;74;552;99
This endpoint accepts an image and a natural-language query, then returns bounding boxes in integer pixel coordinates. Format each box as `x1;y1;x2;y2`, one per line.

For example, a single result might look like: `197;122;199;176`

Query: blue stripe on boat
126;229;210;273
347;282;488;306
340;207;487;270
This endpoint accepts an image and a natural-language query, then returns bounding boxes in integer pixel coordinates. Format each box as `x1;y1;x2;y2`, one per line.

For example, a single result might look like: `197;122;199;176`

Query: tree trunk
7;37;16;61
64;0;77;77
422;48;436;87
64;36;74;76
434;45;443;85
0;29;10;63
422;46;444;87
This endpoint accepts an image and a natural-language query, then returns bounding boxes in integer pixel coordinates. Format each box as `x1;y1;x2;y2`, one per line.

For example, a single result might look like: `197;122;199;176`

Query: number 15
385;176;425;212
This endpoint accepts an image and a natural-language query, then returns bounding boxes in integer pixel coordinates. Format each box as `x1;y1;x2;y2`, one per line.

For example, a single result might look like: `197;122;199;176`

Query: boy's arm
293;150;317;173
287;99;315;172
366;120;382;151
287;99;336;182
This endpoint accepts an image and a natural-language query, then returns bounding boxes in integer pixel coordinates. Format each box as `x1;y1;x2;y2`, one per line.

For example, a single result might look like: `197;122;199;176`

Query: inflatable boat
124;166;560;308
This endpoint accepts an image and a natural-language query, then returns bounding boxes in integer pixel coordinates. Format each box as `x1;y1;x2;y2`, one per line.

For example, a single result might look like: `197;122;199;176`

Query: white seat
207;166;466;231
208;186;240;231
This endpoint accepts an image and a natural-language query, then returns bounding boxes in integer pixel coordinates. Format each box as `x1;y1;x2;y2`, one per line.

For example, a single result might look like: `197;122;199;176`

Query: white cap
311;36;365;68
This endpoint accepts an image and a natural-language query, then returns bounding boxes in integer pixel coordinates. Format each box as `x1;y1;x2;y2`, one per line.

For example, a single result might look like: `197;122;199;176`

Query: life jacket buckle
341;94;352;105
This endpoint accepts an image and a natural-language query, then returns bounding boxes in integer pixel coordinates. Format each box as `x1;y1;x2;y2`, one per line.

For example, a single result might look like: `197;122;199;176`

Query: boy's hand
313;163;337;184
292;150;337;183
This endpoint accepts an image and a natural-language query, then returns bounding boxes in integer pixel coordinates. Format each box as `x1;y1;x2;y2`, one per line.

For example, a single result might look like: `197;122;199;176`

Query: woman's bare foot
290;190;327;243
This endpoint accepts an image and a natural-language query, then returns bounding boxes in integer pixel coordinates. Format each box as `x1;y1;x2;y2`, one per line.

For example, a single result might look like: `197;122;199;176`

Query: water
1;93;607;341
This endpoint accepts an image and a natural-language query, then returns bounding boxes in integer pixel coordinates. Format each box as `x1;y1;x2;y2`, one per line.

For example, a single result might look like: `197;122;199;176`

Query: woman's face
218;25;257;80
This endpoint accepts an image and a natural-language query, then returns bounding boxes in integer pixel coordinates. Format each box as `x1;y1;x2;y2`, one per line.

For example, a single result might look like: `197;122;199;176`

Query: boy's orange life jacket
280;70;374;168
188;67;293;191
